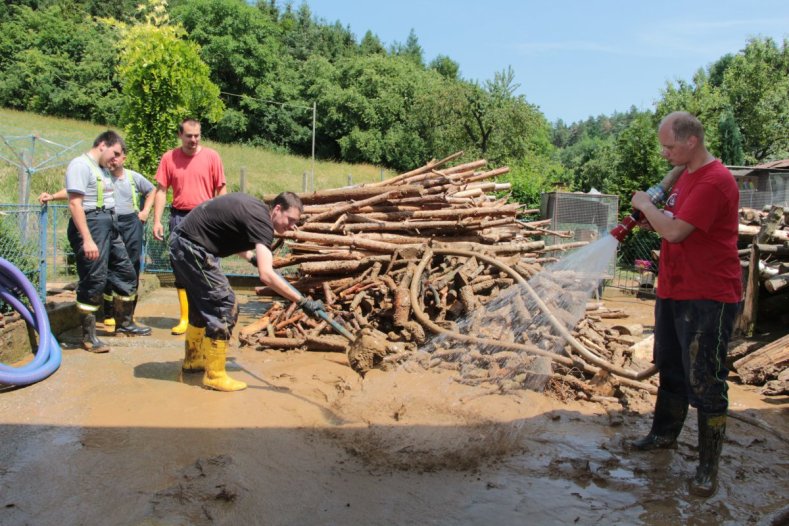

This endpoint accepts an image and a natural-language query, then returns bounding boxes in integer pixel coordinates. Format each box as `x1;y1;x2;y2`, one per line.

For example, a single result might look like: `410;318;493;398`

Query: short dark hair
272;191;303;213
93;130;125;150
178;118;201;134
661;111;705;143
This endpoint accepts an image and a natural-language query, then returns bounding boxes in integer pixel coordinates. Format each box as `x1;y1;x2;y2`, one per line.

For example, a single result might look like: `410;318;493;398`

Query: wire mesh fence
143;208;256;277
0;205;45;304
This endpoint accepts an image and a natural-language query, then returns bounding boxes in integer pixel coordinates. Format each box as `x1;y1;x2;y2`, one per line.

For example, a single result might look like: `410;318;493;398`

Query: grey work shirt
65;154;116;210
113;169;155;215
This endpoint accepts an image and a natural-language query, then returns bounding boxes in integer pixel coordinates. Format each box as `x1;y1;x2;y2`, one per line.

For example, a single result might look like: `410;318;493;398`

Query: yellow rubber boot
182;325;206;372
203;338;247;392
171;288;189;335
103;294;115;327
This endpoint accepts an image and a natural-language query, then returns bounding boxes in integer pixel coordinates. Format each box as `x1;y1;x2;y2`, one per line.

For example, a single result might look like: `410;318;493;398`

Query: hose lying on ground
0;257;61;386
409;248;657;393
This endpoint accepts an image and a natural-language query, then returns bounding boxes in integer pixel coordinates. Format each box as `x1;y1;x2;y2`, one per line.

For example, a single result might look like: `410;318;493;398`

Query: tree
429;54;460;80
721;37;789;162
359;31;386;56
115;0;223;175
606;114;665;213
391;29;424;66
656;37;789;163
0;3;121;123
172;0;286;144
717;109;745;165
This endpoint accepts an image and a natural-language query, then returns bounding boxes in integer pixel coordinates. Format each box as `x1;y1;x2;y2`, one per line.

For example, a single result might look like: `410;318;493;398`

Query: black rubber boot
114;298;152;336
689;412;726;497
631;388;689;450
81;313;109;353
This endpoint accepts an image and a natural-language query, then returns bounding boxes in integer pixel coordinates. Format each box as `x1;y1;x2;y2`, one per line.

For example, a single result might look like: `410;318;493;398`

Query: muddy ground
1;287;787;525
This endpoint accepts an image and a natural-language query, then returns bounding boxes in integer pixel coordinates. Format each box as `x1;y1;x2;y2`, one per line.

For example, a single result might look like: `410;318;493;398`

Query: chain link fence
0;205;45;304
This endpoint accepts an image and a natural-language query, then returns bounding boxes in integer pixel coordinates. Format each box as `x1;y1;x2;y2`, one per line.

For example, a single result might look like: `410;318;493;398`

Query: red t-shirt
657;160;742;303
155;147;226;211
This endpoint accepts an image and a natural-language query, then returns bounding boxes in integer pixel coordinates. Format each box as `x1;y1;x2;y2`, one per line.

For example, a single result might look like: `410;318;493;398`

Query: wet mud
0;288;786;525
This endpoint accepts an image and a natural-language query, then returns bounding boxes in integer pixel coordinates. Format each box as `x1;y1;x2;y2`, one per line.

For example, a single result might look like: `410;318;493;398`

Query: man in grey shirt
62;131;145;352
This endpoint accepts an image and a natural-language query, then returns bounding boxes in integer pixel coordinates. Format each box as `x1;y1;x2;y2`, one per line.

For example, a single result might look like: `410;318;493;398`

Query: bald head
660;111;705;144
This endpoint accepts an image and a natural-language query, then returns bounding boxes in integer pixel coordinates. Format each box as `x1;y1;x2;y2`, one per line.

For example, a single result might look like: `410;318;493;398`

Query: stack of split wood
734;204;789;395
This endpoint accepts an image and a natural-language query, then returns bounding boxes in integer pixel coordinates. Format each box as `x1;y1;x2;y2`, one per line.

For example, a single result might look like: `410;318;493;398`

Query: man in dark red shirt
629;111;741;498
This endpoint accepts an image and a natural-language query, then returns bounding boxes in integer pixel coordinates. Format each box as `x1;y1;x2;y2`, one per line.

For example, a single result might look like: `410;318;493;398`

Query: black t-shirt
177;193;274;257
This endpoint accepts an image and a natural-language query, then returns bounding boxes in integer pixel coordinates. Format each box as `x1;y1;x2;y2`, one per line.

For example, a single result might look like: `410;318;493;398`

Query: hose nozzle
609;183;669;242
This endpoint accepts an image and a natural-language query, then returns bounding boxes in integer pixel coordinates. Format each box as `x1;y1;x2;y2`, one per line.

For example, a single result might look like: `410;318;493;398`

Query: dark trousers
169;232;237;340
168;208;190;289
68;210;137;309
104;213;144;301
654;298;739;414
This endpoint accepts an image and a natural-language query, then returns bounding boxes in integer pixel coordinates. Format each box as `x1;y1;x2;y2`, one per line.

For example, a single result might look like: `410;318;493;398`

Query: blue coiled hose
0;257;61;386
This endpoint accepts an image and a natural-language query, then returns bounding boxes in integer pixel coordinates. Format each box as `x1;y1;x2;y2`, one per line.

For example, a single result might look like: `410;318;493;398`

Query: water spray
609;165;685;242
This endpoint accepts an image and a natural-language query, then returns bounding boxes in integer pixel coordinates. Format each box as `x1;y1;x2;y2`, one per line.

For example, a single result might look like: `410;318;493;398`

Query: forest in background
0;0;787;210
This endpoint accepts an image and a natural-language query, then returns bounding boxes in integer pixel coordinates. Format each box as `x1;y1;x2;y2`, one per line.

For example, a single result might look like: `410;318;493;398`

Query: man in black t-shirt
169;191;324;392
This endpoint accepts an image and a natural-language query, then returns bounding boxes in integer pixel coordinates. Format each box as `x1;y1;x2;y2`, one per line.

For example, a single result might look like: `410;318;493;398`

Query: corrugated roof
755;159;789;169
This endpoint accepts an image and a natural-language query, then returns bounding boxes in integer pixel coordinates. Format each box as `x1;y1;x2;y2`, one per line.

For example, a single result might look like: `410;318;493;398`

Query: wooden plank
737;243;760;336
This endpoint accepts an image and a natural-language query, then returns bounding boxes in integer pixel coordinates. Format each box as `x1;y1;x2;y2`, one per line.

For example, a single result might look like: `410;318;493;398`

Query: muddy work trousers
653;298;739;415
168;208;190;289
103;213;144;301
68;209;137;311
168;231;237;340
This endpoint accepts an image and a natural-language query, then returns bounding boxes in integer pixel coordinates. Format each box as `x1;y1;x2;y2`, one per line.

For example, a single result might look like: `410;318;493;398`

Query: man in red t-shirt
629;112;741;498
152;118;227;335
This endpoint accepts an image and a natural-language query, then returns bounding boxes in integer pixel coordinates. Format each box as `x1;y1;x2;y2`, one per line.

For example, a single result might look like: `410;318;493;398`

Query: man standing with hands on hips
629;111;741;498
152;118;227;335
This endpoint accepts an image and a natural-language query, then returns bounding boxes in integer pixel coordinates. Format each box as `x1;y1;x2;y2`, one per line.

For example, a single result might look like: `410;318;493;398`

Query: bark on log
765;273;789;293
263;185;422;205
739;223;789;241
733;334;789;385
737;243;760;336
255;335;349;352
304;191;395;224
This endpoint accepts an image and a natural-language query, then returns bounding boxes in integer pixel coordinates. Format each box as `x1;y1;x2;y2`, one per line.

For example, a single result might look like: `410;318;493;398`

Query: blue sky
303;0;789;124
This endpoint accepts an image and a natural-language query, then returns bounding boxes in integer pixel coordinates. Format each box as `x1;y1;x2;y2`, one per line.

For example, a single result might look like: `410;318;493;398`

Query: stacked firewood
240;152;654;400
249;152;570;343
734;204;789;394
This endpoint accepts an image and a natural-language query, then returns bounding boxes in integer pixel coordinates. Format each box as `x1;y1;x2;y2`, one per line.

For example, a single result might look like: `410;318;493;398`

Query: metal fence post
240;167;246;194
38;205;47;301
303;171;307;192
52;206;58;278
347;173;353;186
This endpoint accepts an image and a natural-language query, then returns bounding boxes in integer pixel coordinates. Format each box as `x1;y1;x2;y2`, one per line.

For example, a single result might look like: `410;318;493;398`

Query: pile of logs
239;152;661;400
250;151;571;350
734;204;789;394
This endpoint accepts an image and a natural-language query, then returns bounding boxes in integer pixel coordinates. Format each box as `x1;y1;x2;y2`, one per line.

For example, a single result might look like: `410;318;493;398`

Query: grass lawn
0;108;394;203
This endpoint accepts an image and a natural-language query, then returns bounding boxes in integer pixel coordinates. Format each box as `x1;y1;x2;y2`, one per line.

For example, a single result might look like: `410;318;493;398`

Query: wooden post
737;243;760;336
302;171;307;192
239;167;246;194
347;173;353;186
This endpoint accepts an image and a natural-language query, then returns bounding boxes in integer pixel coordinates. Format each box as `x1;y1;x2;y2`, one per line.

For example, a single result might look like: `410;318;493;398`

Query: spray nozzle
610;183;671;242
